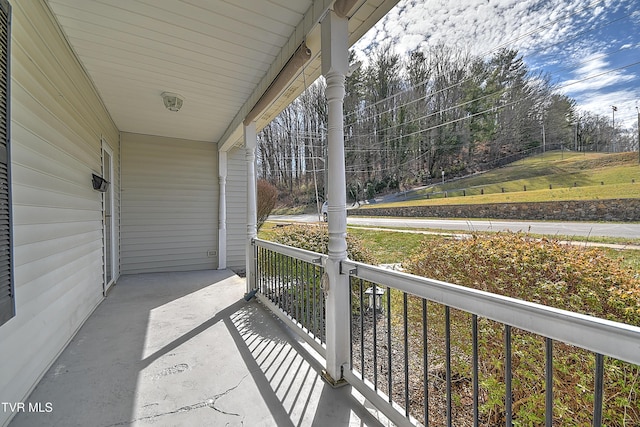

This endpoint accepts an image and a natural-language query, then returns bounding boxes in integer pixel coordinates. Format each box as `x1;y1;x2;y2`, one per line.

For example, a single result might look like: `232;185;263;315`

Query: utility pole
611;105;617;153
637;106;640;164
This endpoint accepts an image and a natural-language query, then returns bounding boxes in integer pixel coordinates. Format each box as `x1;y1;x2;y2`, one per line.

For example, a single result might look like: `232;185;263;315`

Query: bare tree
257;44;593;204
257;179;277;231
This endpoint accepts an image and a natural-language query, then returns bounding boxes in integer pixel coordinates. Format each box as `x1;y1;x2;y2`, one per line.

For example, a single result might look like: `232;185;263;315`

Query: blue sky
353;0;640;129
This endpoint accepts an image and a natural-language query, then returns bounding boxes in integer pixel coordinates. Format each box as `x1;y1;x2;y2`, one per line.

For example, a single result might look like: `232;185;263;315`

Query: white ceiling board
45;0;399;144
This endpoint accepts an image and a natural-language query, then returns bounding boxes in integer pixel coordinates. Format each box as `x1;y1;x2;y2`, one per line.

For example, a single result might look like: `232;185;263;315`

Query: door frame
102;139;116;295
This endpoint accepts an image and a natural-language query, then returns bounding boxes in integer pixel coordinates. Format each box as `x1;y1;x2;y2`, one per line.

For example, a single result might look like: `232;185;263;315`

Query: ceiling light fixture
161;92;184;112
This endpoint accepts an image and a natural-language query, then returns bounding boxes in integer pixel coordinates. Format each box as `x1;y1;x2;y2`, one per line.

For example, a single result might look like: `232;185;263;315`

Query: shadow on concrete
10;270;389;427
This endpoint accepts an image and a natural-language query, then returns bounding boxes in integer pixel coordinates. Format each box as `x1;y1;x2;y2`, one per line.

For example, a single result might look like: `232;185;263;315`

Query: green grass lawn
365;151;640;209
368;182;639;207
260;221;640;272
348;226;640;271
346;227;431;264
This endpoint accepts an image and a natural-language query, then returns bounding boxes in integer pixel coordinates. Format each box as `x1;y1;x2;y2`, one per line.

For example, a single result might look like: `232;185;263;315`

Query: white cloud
577;89;640;120
352;0;639;124
559;53;635;93
354;0;600;59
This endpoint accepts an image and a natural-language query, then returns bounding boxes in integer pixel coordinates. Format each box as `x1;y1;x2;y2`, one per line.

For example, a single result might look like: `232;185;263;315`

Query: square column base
321;369;349;388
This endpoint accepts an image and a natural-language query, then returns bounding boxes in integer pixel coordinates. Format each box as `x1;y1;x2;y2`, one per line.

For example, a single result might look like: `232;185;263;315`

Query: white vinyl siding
0;2;120;425
226;146;247;271
121;132;218;274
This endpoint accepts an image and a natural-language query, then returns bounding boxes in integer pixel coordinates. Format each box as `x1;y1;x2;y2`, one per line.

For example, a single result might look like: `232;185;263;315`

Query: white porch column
245;122;258;293
218;150;227;270
321;9;349;386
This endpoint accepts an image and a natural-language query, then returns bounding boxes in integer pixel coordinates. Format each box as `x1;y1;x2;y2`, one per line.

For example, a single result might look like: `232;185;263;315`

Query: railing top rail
254;238;327;266
343;259;640;365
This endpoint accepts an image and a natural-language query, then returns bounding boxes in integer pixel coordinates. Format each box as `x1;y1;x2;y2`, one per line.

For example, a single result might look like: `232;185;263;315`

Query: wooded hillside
257;46;635;204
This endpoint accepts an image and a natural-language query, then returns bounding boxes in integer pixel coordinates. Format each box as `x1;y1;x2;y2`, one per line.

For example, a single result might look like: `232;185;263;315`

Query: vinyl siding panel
226;146;247;271
0;2;120;425
121;132;218;274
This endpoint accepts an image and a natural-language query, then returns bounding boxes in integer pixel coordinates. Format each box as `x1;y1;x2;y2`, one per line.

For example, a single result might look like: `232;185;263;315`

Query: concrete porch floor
9;270;391;427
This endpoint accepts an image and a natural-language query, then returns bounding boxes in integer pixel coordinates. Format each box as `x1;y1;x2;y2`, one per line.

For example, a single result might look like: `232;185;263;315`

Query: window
0;0;12;327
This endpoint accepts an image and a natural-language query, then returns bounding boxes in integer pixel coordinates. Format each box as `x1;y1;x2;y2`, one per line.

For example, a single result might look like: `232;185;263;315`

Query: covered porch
9;269;390;427
4;0;640;426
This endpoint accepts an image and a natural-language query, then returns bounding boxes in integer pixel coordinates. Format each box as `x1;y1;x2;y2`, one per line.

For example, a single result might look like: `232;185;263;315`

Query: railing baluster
505;325;512;427
403;292;409;417
293;258;297;322
268;248;272;299
281;252;286;312
593;353;604;427
291;257;296;319
423;299;428;426
373;283;378;390
303;262;312;331
349;276;353;370
300;259;304;324
270;249;274;301
262;247;265;294
267;251;275;301
321;272;325;343
387;286;392;402
264;247;267;294
256;247;260;292
277;252;282;309
287;255;292;316
272;250;276;304
284;253;289;314
301;259;304;325
308;263;312;331
295;258;300;323
256;247;261;293
254;242;258;293
473;314;479;427
312;263;317;339
446;306;452;427
360;279;365;378
546;337;553;427
262;248;266;298
285;257;296;318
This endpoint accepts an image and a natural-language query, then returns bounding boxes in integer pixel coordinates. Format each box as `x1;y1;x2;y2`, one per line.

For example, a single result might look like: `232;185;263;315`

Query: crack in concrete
104;374;249;426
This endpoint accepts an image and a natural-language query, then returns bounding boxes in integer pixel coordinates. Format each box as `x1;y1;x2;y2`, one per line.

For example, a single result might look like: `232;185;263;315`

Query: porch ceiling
44;0;399;146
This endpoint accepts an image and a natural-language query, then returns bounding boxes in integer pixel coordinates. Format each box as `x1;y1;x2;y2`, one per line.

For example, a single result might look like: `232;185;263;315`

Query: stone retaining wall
348;199;640;221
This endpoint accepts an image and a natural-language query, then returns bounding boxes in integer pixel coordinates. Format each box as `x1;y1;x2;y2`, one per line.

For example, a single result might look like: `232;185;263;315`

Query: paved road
269;214;640;239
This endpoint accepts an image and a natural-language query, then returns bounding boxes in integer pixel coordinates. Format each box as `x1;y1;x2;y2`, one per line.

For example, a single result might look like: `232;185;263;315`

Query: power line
264;51;638;157
343;57;640;147
258;1;639;181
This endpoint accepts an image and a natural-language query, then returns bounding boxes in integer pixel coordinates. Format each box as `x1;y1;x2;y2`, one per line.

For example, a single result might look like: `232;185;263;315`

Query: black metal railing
252;240;640;426
254;239;327;350
343;260;640;427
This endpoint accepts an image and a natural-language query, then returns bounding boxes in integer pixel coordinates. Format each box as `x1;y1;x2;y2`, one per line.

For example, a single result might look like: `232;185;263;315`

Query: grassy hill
362;151;640;208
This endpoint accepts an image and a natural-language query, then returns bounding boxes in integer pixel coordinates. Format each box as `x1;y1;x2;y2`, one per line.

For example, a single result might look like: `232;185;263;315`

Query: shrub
257;179;277;231
402;232;640;425
404;232;640;325
270;224;376;264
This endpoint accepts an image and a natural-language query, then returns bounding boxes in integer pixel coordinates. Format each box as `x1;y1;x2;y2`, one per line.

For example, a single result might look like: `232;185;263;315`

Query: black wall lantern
92;173;109;192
